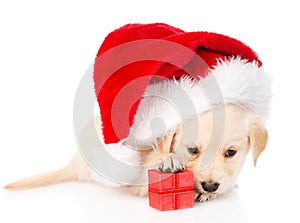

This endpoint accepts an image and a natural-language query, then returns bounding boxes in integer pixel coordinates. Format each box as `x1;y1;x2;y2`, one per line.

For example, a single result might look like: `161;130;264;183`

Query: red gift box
148;169;194;211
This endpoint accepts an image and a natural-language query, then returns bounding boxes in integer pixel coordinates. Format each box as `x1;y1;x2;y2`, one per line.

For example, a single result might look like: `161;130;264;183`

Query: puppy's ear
248;117;268;167
157;127;182;153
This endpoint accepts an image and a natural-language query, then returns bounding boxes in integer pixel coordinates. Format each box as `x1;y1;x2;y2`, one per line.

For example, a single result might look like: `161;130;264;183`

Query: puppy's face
165;104;268;195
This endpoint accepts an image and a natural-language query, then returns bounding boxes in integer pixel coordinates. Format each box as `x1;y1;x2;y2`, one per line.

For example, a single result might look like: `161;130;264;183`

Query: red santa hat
93;23;272;147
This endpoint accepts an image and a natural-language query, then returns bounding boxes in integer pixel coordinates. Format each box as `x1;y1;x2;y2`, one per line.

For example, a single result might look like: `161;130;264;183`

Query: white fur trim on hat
126;57;272;147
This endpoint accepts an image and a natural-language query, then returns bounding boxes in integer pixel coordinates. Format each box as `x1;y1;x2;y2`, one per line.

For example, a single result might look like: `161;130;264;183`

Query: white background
0;0;299;222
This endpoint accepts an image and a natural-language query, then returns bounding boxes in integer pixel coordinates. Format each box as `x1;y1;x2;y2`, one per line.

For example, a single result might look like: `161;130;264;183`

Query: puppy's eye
224;149;237;158
188;147;200;155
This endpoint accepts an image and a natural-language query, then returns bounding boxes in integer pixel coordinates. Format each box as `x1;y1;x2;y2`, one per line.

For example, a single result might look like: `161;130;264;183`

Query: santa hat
93;23;272;147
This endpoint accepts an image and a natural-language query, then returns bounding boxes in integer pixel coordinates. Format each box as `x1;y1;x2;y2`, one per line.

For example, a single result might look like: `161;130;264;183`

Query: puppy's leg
128;152;185;196
194;191;218;202
158;153;185;173
4;152;91;190
128;184;148;197
129;129;185;197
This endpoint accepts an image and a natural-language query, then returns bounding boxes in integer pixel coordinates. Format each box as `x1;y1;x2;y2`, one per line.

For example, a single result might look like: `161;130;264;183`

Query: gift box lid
148;169;194;194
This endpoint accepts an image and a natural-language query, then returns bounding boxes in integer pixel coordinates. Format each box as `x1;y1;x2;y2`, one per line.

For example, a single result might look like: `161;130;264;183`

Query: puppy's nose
201;181;219;193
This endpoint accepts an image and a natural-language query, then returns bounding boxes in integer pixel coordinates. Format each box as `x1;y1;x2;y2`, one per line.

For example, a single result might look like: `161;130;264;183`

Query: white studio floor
0;183;270;223
0;158;298;223
0;183;244;223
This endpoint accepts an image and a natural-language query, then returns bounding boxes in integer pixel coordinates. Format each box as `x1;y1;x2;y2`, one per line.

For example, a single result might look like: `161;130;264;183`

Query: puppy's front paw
158;154;185;173
194;191;217;202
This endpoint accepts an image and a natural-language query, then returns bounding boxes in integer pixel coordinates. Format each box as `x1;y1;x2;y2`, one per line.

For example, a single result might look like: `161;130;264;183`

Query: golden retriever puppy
129;104;268;201
4;104;268;203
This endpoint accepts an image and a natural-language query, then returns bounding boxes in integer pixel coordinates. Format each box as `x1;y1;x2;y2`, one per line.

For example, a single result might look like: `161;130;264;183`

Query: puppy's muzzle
201;181;220;193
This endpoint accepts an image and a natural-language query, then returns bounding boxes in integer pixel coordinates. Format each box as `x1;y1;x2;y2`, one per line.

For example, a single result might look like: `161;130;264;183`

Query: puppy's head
161;104;268;195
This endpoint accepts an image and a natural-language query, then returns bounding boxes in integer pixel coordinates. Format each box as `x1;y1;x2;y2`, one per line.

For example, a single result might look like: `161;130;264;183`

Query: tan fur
248;117;268;166
130;104;268;199
4;104;268;201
